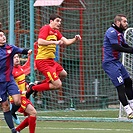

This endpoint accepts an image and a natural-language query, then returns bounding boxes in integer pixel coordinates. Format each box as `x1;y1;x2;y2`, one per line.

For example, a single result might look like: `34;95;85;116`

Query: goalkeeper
102;14;133;119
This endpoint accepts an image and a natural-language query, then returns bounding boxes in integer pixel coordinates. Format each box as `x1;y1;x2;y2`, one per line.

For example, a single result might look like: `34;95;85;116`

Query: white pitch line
0;126;132;132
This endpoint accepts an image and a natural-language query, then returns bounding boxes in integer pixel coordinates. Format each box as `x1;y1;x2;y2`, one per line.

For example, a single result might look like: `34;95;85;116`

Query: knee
2;101;10;112
12;95;21;106
33;110;37;116
60;70;67;79
54;82;62;89
50;80;62;90
56;82;62;89
62;72;67;78
29;109;37;117
14;100;21;106
124;77;132;87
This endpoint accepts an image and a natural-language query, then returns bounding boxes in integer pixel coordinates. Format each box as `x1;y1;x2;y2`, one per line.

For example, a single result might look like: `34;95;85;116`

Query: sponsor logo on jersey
18;79;25;85
7;50;11;54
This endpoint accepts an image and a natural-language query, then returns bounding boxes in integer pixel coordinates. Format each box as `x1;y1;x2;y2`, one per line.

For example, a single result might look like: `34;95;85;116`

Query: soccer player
26;14;81;98
0;29;32;133
9;54;37;133
102;14;133;119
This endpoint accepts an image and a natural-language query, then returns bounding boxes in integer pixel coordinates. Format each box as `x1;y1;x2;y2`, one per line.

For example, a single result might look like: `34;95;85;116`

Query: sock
32;82;50;91
128;99;133;109
28;116;36;133
16;117;29;132
40;79;47;83
116;85;128;106
124;105;133;115
4;111;15;129
124;78;133;99
11;103;21;119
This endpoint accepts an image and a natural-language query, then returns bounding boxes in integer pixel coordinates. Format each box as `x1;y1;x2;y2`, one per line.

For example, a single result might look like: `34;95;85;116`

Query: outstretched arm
61;35;81;46
21;49;32;55
112;44;133;53
21;49;32;75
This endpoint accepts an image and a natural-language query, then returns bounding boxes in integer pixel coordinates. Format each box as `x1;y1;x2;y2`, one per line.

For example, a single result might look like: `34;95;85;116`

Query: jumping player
102;14;133;119
26;14;81;98
0;29;32;133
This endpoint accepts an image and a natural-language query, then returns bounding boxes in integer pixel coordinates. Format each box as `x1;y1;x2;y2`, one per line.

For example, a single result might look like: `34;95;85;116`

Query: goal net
119;28;133;119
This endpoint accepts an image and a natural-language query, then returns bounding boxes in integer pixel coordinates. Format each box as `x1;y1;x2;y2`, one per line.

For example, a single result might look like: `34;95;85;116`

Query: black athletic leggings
116;77;133;106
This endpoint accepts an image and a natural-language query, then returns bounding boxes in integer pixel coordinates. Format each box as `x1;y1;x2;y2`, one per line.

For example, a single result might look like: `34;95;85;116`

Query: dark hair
0;29;4;33
49;14;61;22
114;14;127;23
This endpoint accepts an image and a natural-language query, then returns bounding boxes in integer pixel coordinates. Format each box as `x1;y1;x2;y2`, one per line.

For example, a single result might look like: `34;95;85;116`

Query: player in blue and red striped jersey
102;14;133;119
0;29;32;133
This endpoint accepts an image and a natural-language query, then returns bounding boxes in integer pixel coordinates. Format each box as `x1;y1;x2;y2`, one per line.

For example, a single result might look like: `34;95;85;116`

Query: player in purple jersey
102;14;133;119
0;29;32;133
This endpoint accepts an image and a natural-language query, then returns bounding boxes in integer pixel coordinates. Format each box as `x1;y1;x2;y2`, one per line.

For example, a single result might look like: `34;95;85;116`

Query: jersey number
117;76;123;83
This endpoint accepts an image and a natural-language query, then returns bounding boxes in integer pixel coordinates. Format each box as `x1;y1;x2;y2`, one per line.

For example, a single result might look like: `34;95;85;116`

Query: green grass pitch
0;110;133;133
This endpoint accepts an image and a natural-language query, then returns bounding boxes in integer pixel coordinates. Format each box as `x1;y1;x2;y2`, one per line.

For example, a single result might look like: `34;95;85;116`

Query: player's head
0;29;6;46
114;14;128;30
49;14;62;30
13;54;20;66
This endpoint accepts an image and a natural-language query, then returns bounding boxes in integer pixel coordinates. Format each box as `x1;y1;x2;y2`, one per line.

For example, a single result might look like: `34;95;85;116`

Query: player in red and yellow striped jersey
9;54;37;133
26;14;81;98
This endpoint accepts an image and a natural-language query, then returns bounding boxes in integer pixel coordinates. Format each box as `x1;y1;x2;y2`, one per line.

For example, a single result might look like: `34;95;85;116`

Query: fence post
9;0;14;45
29;0;35;103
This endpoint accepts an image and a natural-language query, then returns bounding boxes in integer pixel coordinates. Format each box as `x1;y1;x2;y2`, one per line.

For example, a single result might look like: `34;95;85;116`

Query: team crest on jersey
49;31;54;35
21;68;24;71
49;31;57;36
54;33;57;36
111;30;115;33
7;49;11;54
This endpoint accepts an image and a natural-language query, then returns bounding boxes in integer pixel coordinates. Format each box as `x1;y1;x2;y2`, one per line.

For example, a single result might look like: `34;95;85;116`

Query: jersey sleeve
124;37;128;45
38;25;49;40
56;30;63;40
12;45;23;54
21;56;30;75
107;30;118;44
